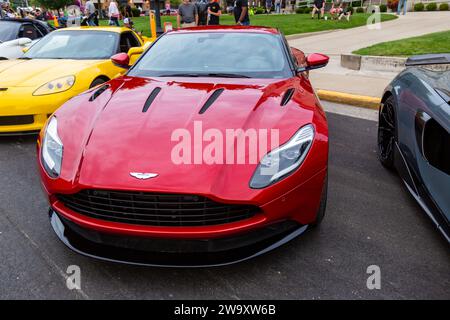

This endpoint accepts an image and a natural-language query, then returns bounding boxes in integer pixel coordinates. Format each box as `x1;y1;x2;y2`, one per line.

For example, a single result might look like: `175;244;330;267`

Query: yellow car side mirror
127;47;144;66
22;47;30;54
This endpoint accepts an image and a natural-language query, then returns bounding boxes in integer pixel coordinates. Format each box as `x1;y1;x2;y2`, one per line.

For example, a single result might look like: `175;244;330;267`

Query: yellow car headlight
33;76;76;96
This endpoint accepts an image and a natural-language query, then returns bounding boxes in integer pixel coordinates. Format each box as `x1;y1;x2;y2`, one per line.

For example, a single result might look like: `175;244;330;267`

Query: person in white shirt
108;0;120;26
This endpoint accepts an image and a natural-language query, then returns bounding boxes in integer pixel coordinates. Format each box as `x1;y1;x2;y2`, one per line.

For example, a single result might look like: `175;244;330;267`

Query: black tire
311;174;328;227
377;95;396;170
89;77;108;89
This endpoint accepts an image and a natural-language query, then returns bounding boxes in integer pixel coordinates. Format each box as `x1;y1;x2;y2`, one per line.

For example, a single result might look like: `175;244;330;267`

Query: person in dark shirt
207;0;221;25
311;0;325;19
233;0;249;25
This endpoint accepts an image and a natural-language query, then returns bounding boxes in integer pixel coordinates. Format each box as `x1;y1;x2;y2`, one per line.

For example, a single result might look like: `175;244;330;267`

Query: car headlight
250;124;315;189
33;76;75;96
42;117;63;178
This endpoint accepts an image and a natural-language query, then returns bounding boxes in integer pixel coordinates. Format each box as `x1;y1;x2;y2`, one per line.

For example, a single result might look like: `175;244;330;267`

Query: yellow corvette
0;26;152;134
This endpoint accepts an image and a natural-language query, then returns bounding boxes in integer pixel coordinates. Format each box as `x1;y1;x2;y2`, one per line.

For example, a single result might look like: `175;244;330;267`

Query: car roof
61;26;129;33
167;25;280;35
0;18;43;24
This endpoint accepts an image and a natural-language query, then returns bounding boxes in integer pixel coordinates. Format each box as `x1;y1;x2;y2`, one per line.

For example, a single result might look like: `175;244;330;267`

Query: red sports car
37;26;329;266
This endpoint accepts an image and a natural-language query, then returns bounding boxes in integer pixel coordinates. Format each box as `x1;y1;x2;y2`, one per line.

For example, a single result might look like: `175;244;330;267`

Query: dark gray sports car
378;54;450;243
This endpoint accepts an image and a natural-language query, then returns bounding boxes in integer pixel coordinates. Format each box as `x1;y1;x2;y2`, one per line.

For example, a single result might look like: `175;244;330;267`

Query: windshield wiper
158;73;201;77
205;73;251;78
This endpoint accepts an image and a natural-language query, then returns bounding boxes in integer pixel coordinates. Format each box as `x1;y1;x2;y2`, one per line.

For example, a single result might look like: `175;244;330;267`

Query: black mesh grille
57;190;260;227
0;115;34;126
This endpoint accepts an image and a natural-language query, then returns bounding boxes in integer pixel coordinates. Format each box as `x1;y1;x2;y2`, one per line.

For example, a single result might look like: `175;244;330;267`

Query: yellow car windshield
24;30;119;60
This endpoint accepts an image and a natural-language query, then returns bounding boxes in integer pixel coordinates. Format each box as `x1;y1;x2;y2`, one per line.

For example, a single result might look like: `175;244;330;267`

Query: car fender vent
280;88;295;106
142;87;162;113
89;84;109;102
199;88;224;114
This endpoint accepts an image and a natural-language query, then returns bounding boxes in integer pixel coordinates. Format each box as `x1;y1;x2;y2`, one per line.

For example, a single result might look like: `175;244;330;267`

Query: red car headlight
250;124;315;189
41;116;64;178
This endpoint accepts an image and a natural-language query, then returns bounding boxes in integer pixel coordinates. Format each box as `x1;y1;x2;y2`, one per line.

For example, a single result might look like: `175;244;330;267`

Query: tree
36;0;74;10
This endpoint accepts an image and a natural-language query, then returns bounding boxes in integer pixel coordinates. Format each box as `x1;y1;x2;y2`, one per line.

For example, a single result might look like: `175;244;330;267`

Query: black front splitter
49;209;309;267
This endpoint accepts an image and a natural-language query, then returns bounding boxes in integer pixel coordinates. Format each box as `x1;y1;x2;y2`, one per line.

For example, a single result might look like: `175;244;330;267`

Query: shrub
426;2;438;10
296;7;304;14
131;7;140;17
414;3;425;11
254;7;265;14
439;3;449;10
356;7;365;13
387;0;399;10
303;7;312;14
379;4;387;12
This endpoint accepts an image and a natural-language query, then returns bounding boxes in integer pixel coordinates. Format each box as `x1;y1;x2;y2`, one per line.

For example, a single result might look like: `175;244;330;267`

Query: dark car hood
55;76;322;200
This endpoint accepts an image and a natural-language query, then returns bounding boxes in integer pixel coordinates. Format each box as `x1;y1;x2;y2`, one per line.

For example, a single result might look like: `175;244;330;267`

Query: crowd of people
0;1;51;20
311;0;352;21
1;0;358;32
177;0;250;28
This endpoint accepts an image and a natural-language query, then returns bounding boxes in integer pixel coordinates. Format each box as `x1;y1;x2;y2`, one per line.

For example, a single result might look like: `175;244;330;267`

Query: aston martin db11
37;26;330;266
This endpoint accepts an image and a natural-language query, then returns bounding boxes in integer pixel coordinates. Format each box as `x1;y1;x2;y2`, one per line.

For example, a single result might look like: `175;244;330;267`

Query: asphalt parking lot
0;102;448;300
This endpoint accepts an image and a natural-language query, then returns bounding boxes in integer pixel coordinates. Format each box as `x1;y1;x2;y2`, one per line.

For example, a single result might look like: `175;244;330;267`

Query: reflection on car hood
0;58;102;87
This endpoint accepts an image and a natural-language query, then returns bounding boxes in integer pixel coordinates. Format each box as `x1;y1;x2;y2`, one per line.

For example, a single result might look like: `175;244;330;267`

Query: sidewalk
288;12;450;104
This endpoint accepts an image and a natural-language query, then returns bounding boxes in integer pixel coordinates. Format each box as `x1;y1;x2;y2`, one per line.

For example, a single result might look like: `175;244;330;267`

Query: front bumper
50;208;308;267
0;87;69;134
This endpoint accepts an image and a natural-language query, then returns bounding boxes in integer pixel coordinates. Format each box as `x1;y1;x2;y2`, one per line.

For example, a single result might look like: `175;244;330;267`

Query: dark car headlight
42;117;63;178
250;124;315;189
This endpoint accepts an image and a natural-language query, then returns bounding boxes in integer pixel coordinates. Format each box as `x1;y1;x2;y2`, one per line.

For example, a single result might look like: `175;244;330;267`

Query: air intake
89;84;109;102
142;87;162;113
199;88;224;114
280;88;295;106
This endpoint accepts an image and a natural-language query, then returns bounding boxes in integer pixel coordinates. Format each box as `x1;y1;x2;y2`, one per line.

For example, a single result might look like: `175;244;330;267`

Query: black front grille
57;190;260;227
0;115;34;126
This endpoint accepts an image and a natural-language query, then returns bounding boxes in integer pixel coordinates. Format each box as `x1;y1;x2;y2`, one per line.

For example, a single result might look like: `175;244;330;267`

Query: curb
317;90;381;110
341;54;407;73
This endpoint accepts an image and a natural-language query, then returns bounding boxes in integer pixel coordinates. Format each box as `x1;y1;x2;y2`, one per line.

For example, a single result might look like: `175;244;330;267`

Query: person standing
177;0;198;28
165;0;171;15
196;0;209;25
125;2;132;17
108;0;120;26
207;0;221;25
397;0;407;15
265;0;272;14
275;0;281;13
233;0;250;25
85;0;97;26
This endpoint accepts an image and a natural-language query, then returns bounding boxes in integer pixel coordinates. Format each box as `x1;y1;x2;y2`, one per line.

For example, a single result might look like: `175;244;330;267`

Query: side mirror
297;53;329;72
18;37;32;46
111;53;130;69
22;47;30;53
127;46;144;65
127;46;144;57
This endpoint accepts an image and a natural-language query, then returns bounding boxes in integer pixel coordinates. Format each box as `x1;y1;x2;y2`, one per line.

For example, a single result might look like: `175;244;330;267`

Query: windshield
128;32;293;79
23;30;119;59
0;21;20;42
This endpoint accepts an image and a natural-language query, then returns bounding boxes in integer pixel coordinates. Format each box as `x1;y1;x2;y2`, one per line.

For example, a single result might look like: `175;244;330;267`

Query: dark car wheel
311;174;328;227
378;95;396;169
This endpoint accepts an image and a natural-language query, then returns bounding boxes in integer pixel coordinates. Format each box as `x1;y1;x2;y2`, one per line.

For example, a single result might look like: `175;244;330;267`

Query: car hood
55;76;322;200
0;58;100;87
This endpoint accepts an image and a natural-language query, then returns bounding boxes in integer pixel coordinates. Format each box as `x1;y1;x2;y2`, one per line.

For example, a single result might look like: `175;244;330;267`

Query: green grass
353;30;450;57
88;13;396;37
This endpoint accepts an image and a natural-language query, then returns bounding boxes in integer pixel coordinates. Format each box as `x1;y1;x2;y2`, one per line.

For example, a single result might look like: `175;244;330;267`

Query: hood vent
142;87;162;113
89;84;109;102
281;88;295;106
199;88;224;114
